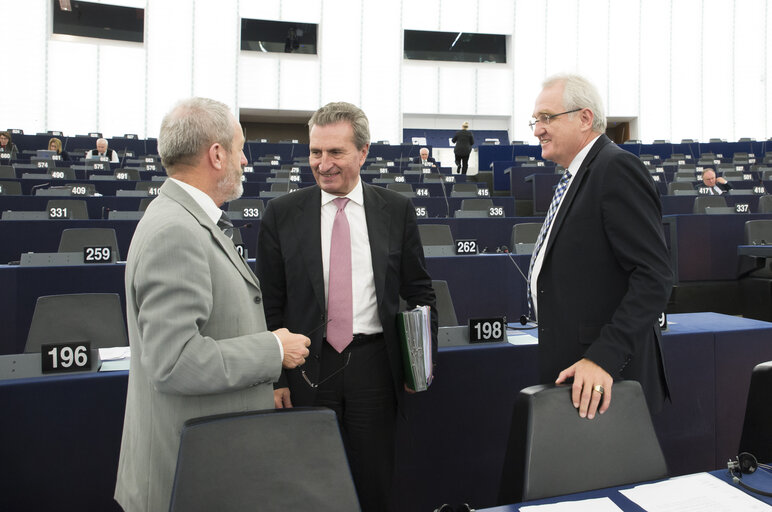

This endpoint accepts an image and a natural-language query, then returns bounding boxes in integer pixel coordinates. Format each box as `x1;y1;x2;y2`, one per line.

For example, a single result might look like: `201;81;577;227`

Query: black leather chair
58;228;121;261
169;408;360;512
738;361;772;462
418;224;455;257
498;381;667;504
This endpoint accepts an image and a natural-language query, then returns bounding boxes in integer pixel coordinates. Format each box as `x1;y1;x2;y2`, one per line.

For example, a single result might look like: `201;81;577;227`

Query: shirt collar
169;177;223;225
566;134;602;176
320;177;364;207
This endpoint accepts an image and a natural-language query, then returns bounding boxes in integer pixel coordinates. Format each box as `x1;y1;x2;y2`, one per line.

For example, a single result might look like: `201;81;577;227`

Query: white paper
507;332;539;346
620;472;772;511
520;497;622;512
99;347;131;361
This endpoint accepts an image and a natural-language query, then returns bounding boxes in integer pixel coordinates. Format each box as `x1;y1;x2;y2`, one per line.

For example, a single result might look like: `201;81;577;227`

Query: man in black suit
700;168;732;194
414;147;436;167
256;101;437;512
527;74;672;420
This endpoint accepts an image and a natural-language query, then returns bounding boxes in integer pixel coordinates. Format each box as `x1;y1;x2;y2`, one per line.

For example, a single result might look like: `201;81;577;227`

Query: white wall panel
544;0;579;76
361;1;402;144
512;0;546;143
238;55;280;109
402;63;440;114
193;0;238;109
438;67;476;114
0;0;46;132
240;0;280;20
403;0;441;30
639;0;671;142
701;1;734;142
670;0;702;142
98;45;146;137
47;41;99;135
279;0;322;23
607;0;640;119
477;66;512;116
576;0;608;115
317;1;361;106
279;57;321;111
734;0;766;141
439;0;478;32
145;0;194;137
478;0;514;35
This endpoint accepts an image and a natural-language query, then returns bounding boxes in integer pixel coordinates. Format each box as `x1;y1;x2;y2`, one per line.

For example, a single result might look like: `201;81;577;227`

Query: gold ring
593;384;604;395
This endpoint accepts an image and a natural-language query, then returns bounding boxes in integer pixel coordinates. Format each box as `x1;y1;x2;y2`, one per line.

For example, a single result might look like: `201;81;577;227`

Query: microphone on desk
501;246;539;329
30;182;51;194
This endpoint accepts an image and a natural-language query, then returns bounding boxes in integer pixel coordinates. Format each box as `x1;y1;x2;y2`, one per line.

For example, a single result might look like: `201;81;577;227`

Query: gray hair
543;74;607;133
158;97;234;172
308;102;370;151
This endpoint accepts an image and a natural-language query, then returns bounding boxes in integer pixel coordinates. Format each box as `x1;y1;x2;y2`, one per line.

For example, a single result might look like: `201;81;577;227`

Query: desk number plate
469;317;507;343
84;246;112;263
455;239;478;254
41;342;92;373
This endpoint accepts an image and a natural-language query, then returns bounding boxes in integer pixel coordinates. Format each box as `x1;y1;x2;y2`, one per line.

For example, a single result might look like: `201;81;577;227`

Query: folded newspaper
397;305;433;392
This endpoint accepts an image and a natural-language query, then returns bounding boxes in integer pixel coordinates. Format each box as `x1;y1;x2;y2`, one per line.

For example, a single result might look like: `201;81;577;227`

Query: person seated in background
47;137;69;162
0;131;18;158
414;147;436;167
700;168;732;195
85;137;119;162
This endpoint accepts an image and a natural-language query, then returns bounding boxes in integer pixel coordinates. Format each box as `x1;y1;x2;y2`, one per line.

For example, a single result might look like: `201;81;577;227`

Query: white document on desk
620;472;772;511
520;497;622;511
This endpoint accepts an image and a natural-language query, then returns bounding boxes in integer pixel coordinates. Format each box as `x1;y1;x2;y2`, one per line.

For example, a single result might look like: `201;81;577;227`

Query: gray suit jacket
114;179;282;512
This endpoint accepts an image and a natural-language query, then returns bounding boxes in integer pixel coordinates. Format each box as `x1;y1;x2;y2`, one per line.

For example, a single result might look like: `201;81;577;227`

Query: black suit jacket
256;182;438;406
413;156;437;165
535;135;672;413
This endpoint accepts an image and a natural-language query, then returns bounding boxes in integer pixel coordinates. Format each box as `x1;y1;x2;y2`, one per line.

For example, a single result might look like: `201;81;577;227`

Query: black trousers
314;335;397;512
455;153;470;174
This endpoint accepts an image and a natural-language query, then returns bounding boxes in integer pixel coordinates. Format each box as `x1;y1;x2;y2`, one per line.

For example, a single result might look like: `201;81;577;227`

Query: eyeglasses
528;108;582;131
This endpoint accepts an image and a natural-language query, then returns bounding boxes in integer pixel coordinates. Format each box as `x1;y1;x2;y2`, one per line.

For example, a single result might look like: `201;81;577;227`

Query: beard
217;163;244;203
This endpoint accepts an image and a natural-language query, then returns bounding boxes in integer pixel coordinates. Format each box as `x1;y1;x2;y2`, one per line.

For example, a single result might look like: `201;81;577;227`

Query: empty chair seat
25;293;129;352
418;224;455;257
45;199;89;219
450;183;481;198
58;228;121;261
0;165;16;178
114;168;141;181
227;198;265;220
432;280;458;327
386;183;415;197
460;198;494;211
693;195;727;214
510;222;542;255
758;195;772;214
721;171;744;181
668;182;696;195
135;181;163;195
0;180;22;195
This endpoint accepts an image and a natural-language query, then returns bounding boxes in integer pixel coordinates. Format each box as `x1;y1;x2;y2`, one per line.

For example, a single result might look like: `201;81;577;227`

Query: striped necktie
526;170;572;318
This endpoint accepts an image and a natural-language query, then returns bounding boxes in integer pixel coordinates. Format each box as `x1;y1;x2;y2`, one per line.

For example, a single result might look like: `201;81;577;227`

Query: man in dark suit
413;147;436;167
256;101;437;512
527;74;672;420
700;168;732;194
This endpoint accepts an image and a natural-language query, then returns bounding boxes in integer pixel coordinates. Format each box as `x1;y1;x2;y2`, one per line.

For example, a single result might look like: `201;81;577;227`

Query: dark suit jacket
452;130;474;156
535;134;672;413
413;156;437;165
256;182;438;406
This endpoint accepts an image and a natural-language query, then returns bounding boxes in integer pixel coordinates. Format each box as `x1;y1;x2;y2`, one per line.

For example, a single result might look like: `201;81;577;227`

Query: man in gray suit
114;97;310;512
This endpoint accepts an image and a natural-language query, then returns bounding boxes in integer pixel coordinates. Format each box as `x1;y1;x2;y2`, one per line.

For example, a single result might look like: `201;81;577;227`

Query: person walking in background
452;121;474;174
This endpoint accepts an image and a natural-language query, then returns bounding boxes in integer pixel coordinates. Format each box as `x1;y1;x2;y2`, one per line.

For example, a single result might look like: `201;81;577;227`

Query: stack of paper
397;305;433;392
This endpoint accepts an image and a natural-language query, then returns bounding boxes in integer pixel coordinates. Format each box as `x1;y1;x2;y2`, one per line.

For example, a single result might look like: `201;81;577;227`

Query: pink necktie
327;197;353;352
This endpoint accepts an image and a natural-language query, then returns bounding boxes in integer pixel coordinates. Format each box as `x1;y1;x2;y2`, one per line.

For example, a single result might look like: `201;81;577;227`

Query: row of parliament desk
481;468;772;510
2;313;771;511
0;254;531;355
0;216;530;265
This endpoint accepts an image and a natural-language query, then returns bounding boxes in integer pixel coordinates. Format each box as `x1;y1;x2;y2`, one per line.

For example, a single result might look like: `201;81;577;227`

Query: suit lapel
294;187;327;313
542;135;611;259
160;180;259;288
362;183;390;308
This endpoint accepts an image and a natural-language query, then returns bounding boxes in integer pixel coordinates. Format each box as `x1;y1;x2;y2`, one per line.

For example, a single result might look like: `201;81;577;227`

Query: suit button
253;296;262;304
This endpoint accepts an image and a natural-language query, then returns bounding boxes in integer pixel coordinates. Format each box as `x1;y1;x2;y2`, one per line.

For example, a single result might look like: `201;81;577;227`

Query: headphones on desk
727;452;772;497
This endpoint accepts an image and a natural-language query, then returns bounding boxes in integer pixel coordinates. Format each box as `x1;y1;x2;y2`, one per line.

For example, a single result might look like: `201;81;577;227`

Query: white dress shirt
320;178;383;335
